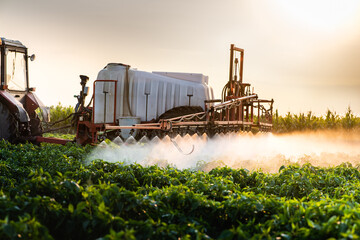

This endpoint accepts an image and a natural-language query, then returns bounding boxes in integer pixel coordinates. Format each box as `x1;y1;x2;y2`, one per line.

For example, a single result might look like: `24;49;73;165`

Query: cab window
6;50;27;91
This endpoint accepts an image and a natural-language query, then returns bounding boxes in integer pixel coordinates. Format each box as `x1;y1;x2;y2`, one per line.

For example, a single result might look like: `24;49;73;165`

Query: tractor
0;37;49;144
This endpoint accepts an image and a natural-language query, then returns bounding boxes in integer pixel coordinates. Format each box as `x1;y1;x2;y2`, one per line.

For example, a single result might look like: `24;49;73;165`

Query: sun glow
276;0;360;32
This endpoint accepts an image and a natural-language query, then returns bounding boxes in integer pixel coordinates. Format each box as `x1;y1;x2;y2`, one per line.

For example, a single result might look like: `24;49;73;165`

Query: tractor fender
0;90;30;123
26;92;50;122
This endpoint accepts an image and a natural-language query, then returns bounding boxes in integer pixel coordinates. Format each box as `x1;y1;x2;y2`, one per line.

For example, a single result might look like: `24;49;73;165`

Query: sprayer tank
93;63;214;124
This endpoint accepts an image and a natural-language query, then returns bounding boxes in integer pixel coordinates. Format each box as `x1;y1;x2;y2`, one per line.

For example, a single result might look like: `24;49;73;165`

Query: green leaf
255;203;264;211
68;203;74;213
98;201;106;213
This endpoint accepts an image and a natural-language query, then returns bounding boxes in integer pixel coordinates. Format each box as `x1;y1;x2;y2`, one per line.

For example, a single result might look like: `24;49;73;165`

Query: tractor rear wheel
30;115;43;137
0;102;17;143
157;106;204;120
156;106;204;137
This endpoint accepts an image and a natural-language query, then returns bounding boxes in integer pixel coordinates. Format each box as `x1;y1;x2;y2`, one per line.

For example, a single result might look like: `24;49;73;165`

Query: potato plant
1;140;360;239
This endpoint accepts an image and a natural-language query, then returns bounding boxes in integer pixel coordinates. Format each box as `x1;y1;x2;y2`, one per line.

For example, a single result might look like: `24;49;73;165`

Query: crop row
2;141;360;239
2;141;360;201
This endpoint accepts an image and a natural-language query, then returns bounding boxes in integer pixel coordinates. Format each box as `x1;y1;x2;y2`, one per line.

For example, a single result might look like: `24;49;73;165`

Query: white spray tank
93;63;214;138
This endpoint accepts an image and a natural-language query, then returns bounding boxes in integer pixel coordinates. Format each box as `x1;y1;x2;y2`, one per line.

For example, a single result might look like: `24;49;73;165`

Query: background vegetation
42;103;360;135
273;107;360;133
42;103;75;134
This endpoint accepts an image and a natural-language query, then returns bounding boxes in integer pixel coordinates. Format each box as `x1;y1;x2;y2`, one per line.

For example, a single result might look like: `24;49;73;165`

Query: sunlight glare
276;0;360;32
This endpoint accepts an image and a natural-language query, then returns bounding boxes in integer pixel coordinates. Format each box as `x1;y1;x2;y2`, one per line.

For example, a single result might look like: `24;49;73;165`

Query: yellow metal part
0;38;2;45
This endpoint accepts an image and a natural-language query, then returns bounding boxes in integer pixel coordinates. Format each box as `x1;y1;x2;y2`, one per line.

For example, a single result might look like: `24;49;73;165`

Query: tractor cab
0;37;33;94
0;37;49;143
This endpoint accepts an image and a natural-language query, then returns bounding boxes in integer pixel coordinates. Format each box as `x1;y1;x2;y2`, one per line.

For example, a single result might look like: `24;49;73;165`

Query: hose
170;138;195;155
125;66;133;116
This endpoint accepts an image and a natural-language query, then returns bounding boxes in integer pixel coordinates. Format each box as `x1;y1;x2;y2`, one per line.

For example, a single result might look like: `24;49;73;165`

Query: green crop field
273;108;360;133
1;140;360;239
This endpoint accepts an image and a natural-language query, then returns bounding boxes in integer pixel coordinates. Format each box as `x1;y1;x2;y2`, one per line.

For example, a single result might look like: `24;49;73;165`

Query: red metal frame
35;136;72;145
75;95;273;145
97;94;272;134
74;80;119;145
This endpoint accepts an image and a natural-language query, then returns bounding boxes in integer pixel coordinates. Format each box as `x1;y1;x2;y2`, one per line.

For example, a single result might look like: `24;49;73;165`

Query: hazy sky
1;0;360;115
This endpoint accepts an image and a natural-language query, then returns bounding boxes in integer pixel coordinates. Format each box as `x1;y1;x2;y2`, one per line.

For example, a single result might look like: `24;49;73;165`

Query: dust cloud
86;130;360;173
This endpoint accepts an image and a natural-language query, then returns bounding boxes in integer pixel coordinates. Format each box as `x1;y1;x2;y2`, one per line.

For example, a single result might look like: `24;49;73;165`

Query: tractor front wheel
0;102;17;143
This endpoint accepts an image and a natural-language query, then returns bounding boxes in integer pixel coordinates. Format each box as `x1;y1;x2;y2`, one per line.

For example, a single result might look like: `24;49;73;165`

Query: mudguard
0;90;30;123
25;92;50;122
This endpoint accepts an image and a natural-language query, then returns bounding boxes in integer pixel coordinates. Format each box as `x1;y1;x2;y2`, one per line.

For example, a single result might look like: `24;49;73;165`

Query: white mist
87;130;360;172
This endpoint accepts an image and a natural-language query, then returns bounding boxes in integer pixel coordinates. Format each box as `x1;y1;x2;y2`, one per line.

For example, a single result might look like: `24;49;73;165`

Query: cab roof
0;37;27;49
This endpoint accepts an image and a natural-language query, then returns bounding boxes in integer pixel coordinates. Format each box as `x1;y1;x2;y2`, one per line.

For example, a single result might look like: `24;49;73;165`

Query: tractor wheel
157;106;204;120
157;106;204;137
30;115;43;137
0;102;17;143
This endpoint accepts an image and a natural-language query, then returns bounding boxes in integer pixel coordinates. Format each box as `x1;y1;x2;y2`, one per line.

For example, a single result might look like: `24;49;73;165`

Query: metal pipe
103;92;107;123
166;111;206;121
240;50;244;83
251;105;254;123
258;101;260;125
114;81;117;124
229;44;234;83
245;105;249;122
232;46;244;52
145;94;149;121
25;48;30;91
213;94;257;109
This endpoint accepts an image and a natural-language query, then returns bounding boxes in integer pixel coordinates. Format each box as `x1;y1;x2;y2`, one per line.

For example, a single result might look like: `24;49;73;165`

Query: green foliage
0;214;53;240
43;133;75;140
273;107;360;133
2;141;360;239
44;103;75;134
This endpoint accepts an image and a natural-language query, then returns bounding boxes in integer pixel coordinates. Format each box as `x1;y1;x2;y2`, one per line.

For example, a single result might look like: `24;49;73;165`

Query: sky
1;0;360;115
